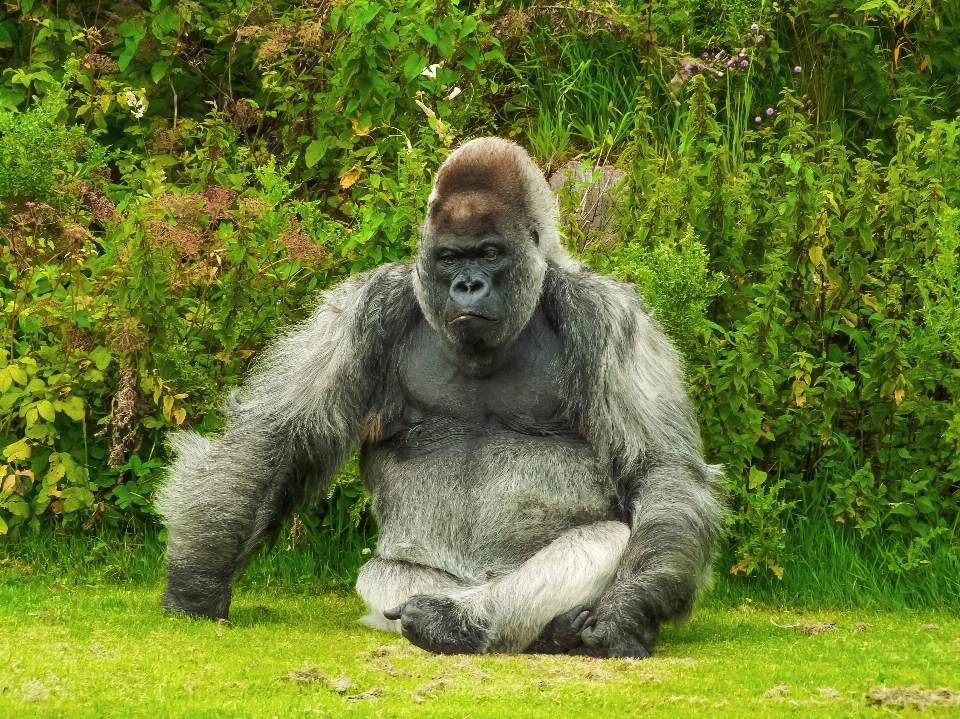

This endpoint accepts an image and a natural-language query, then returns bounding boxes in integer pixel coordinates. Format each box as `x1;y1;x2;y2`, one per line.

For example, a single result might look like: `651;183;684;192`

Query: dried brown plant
230;99;261;131
202;185;238;219
83;53;120;73
280;222;326;261
114;317;147;353
86;192;117;222
235;25;264;42
256;23;296;65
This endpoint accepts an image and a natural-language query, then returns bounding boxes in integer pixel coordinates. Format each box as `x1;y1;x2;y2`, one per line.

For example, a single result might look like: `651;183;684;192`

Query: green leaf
416;26;437;45
0;368;10;393
748;467;768;490
151;8;179;39
89;347;112;370
0;515;7;535
3;438;31;462
304;140;326;168
151;61;168;83
8;364;27;386
37;400;55;422
0;21;14;49
45;460;66;484
460;16;477;37
61;486;94;513
60;395;85;421
849;254;869;288
117;23;147;71
3;494;30;518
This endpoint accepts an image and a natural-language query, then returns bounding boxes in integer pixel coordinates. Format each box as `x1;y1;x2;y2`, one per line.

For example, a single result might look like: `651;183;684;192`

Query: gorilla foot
577;616;659;659
384;595;489;654
524;605;592;654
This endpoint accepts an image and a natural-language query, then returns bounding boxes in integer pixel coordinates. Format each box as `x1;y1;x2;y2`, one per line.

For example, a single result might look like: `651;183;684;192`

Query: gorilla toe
385;595;489;654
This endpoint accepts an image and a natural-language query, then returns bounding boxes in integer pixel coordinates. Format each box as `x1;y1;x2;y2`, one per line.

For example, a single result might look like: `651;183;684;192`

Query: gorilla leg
476;520;630;652
382;521;630;654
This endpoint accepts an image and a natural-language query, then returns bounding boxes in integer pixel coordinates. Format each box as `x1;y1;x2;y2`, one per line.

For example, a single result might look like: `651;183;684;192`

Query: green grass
1;573;959;718
2;522;958;716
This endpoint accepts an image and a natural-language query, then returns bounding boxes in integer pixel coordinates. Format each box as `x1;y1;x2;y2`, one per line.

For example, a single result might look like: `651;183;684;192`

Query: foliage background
1;0;958;603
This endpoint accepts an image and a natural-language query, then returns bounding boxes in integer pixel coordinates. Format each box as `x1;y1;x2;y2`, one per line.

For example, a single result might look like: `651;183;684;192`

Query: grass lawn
2;571;959;718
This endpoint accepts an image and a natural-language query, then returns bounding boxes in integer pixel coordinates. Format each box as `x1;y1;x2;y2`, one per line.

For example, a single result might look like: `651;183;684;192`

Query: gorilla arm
156;264;414;619
546;266;726;657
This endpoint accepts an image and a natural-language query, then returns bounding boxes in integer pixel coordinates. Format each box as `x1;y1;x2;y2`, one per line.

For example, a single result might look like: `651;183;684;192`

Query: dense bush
1;0;958;588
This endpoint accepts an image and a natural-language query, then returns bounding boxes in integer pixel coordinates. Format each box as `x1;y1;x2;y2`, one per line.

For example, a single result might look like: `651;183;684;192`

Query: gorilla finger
572;610;593;633
383;604;405;620
580;624;599;649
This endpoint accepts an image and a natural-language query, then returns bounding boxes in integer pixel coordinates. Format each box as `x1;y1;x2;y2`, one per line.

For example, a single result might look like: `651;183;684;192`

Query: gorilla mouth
453;311;497;323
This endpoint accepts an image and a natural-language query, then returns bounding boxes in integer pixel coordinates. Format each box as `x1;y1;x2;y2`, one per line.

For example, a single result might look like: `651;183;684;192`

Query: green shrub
0;0;958;595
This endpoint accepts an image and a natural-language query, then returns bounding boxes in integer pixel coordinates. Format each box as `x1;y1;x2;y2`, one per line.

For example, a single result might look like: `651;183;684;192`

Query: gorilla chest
395;316;567;435
365;316;618;580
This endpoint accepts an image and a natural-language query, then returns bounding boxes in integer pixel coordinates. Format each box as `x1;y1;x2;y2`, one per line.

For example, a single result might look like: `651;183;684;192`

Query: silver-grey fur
156;137;725;657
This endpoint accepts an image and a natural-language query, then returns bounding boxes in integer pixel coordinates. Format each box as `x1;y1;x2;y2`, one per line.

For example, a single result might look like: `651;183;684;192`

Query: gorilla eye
439;253;457;266
482;248;499;262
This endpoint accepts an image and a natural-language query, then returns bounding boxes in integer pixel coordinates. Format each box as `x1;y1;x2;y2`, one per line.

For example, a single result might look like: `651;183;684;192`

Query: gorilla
156;138;724;658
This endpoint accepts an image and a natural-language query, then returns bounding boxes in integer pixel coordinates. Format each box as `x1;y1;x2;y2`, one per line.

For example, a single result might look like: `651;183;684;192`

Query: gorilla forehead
426;191;517;240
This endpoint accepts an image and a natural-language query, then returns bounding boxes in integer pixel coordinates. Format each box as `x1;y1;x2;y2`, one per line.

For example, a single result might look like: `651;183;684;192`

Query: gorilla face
416;206;546;369
433;235;510;345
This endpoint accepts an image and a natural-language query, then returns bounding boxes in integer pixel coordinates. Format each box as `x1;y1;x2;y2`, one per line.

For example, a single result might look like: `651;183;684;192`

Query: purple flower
755;116;762;123
684;64;692;73
739;52;746;59
794;65;802;73
750;23;759;31
726;59;734;67
766;107;775;116
697;63;705;71
740;59;749;68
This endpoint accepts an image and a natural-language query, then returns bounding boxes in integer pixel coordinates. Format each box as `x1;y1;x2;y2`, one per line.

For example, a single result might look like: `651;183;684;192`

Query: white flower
125;90;145;119
421;63;442;79
446;87;461;100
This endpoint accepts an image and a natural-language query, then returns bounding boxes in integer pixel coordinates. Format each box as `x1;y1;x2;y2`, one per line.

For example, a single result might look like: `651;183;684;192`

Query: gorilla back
156;138;724;658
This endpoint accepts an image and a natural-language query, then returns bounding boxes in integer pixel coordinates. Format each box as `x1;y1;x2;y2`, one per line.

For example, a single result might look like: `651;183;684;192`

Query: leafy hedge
1;0;958;583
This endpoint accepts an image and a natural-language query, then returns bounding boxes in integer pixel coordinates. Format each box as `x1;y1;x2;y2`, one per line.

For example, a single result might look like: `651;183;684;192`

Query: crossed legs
356;520;630;654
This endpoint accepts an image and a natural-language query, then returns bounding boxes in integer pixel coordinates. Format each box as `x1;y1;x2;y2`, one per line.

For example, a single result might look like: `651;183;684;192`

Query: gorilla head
413;138;571;370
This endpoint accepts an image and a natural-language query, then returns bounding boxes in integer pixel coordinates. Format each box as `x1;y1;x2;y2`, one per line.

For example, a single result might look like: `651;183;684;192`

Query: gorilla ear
531;228;540;246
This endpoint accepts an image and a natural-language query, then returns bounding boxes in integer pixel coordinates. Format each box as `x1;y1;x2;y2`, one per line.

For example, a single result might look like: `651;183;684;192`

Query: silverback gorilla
156;138;724;658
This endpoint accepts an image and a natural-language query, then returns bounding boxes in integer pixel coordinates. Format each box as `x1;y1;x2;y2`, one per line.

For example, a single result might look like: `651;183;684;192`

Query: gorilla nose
450;275;490;305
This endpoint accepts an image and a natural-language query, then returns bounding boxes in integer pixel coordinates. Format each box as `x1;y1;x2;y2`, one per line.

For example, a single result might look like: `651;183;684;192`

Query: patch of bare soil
866;686;960;710
277;663;356;693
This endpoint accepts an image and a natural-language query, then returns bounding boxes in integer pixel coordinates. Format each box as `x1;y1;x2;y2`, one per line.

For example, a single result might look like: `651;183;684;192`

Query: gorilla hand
524;605;592;654
384;595;490;654
577;601;660;659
